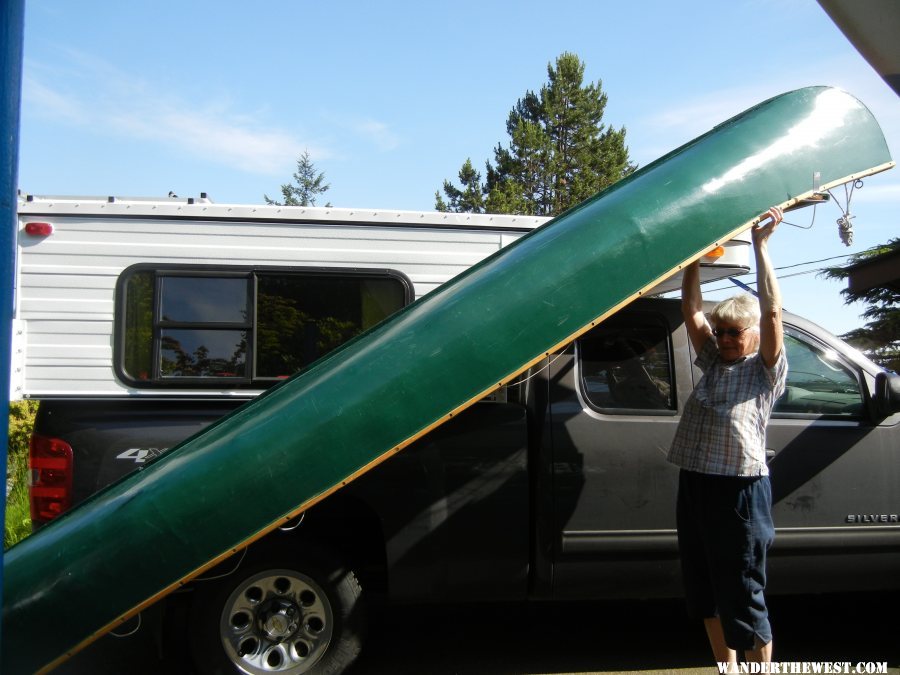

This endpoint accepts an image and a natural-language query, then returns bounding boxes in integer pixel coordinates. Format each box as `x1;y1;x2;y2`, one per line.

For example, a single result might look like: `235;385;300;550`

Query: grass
5;450;31;549
5;400;37;550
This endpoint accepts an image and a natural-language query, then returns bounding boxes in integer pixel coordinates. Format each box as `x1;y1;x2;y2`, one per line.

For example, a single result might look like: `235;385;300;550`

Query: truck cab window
774;332;863;417
577;314;674;412
117;266;409;387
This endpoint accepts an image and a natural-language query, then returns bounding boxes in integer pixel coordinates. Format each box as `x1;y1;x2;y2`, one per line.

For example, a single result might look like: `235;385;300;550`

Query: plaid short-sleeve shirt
667;337;788;477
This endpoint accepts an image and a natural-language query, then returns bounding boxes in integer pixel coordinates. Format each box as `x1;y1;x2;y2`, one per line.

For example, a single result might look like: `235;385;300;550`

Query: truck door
764;324;900;594
546;299;691;599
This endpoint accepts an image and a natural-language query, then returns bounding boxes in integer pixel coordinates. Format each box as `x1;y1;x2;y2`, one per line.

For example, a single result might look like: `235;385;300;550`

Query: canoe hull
3;86;894;673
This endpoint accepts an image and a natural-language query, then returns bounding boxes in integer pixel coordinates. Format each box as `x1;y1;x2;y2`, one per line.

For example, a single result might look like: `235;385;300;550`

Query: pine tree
435;158;485;213
265;149;332;207
437;52;634;216
821;238;900;371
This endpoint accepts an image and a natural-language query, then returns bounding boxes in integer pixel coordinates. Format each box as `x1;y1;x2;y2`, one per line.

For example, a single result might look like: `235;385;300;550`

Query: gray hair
710;293;760;327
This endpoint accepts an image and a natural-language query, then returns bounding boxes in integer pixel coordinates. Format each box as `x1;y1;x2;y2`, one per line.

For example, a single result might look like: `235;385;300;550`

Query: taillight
29;434;74;523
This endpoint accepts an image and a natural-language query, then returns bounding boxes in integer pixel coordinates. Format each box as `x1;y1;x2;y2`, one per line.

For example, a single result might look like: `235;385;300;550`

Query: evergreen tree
437;52;634;216
435;158;485;213
821;238;900;371
265;149;332;207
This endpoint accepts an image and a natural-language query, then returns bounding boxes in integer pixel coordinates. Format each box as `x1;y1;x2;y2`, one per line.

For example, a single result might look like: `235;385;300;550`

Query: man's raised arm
752;206;784;368
682;259;712;354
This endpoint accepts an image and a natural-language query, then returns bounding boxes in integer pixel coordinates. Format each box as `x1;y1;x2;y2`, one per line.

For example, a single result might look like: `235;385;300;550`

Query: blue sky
18;0;900;337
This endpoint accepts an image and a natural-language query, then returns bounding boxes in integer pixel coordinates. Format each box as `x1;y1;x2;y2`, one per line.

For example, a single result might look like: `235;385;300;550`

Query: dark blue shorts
676;469;775;651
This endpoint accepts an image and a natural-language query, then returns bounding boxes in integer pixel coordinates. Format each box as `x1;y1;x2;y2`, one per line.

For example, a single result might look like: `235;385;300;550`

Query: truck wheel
188;546;365;675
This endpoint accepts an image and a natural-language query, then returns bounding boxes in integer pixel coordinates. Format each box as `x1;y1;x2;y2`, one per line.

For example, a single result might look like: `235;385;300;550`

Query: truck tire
188;544;365;675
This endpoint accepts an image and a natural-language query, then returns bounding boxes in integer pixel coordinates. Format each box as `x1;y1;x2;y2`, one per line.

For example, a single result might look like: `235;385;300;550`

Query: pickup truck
30;296;900;675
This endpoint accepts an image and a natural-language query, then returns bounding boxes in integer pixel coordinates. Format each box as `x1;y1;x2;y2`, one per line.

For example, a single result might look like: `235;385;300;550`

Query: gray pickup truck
30;295;900;675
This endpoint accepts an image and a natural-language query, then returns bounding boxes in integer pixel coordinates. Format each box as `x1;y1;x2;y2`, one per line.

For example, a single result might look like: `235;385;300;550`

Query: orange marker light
704;245;725;259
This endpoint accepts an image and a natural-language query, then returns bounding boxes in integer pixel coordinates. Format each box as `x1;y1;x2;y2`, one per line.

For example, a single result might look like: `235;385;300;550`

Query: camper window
116;265;410;388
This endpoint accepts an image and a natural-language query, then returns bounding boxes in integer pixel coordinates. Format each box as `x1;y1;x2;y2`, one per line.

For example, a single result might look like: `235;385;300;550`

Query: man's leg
678;472;733;666
745;636;773;663
712;477;776;662
704;616;737;667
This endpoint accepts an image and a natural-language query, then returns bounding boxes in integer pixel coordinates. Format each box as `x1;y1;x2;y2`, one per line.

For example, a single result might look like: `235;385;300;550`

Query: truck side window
578;314;674;412
117;266;409;387
774;332;863;417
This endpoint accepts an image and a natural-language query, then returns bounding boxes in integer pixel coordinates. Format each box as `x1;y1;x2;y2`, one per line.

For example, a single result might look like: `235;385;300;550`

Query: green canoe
2;86;893;673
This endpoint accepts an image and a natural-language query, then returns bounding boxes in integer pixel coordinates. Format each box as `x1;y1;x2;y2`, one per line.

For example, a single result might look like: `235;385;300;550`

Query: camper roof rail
18;192;214;205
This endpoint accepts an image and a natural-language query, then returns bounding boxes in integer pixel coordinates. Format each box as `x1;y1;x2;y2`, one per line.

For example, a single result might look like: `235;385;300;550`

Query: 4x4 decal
116;447;168;464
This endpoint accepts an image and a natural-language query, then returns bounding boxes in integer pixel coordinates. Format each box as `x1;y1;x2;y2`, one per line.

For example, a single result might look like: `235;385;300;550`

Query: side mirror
873;371;900;418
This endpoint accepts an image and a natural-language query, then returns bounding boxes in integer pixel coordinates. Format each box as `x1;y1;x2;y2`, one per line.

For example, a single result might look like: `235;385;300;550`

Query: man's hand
752;206;783;248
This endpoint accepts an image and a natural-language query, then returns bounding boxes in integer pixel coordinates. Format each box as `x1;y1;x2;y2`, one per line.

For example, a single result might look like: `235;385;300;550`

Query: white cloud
22;52;323;175
629;84;779;165
22;74;89;125
632;61;900;168
106;104;313;175
351;117;401;151
852;178;900;203
643;95;751;136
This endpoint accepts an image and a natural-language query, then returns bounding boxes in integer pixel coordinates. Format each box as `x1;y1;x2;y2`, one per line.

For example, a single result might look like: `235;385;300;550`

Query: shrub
5;400;38;549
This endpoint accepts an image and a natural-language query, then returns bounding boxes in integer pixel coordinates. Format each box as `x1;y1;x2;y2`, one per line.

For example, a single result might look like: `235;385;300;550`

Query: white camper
12;192;751;400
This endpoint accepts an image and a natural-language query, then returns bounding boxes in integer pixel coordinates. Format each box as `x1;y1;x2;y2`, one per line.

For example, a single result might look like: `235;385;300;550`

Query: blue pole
1;0;27;651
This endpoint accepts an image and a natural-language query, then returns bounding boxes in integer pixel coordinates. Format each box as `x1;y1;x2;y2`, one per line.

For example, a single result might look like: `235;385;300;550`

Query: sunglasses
713;326;752;338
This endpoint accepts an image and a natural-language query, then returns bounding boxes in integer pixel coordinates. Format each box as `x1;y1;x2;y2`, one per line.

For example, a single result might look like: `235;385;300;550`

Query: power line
703;267;837;295
773;243;888;272
700;243;890;294
775;253;855;271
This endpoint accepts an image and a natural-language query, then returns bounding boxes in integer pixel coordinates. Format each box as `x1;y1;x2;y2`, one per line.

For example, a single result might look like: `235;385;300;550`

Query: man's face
713;322;757;362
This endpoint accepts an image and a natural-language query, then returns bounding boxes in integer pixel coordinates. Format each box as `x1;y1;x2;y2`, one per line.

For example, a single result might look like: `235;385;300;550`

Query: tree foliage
437;52;635;216
7;401;39;548
265;149;332;207
434;158;484;214
821;238;900;371
8;400;39;458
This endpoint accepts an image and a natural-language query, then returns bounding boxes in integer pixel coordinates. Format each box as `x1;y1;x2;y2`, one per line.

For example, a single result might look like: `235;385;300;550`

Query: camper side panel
15;215;526;398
